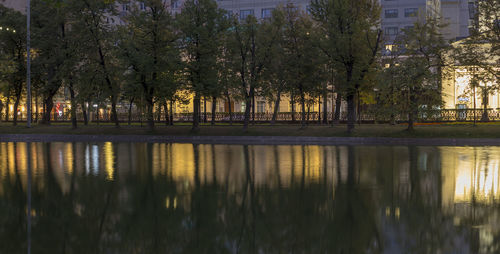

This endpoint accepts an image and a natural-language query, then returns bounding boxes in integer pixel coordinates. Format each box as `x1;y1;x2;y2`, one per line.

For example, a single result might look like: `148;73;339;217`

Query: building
440;0;472;41
380;0;441;43
0;0;26;13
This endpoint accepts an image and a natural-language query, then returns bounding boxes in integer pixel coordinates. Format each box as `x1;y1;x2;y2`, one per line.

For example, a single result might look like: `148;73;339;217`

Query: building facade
0;0;26;13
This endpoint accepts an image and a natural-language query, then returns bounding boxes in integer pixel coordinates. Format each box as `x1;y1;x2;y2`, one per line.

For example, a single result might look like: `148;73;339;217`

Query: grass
2;121;500;139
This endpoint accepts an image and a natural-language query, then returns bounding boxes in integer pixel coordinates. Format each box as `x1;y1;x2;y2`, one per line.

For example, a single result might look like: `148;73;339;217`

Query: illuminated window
385;44;397;52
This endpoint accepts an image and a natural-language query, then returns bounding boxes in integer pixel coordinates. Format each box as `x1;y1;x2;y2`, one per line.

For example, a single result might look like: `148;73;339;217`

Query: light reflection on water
2;143;500;253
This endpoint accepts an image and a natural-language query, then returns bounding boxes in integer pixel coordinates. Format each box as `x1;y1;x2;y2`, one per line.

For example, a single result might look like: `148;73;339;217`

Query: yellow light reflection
65;143;73;175
442;147;500;205
104;142;114;181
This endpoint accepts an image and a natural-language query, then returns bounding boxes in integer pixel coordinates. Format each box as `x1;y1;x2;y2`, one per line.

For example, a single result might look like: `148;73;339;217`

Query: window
385;9;398;18
257;101;265;113
468;2;476;19
224;11;233;19
139;2;146;10
403;26;414;33
404;8;418;17
385;44;397;52
171;0;179;8
240;9;254;20
261;8;274;19
384;27;398;35
122;4;129;11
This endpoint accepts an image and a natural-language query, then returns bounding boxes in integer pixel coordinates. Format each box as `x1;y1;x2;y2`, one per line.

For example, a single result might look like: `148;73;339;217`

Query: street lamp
27;0;31;128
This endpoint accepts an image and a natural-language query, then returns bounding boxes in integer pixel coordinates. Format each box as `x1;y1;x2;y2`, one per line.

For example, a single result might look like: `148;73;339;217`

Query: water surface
1;143;499;253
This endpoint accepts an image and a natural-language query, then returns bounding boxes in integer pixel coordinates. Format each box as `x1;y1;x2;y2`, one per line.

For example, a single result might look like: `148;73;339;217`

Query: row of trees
0;0;498;132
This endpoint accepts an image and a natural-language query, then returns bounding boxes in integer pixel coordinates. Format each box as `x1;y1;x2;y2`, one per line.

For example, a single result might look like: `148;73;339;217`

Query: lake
0;142;498;253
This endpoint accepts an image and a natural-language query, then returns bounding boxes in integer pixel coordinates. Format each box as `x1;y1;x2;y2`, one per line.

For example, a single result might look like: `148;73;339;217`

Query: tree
177;0;228;131
69;0;120;127
32;0;78;127
0;6;26;126
280;6;326;128
380;20;448;131
228;13;282;130
310;0;382;132
118;0;180;130
451;0;499;122
258;9;287;125
216;33;239;125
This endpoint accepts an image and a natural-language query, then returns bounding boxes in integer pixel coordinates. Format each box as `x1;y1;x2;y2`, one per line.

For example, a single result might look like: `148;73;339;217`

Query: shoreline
1;134;500;146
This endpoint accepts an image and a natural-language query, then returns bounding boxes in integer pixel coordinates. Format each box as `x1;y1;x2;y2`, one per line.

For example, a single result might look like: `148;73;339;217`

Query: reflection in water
2;143;500;253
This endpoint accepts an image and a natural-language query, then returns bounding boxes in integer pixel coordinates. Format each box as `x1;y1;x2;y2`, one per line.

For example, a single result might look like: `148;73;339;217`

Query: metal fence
1;109;498;123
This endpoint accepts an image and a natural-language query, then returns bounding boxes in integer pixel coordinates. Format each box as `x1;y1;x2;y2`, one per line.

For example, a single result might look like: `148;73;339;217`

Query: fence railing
0;109;498;123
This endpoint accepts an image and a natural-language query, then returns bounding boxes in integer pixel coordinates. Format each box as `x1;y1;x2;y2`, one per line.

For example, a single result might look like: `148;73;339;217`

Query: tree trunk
110;95;119;127
203;97;207;123
12;95;21;126
225;92;233;125
243;89;253;131
146;97;154;130
357;90;361;125
322;85;328;124
346;93;356;133
407;88;416;132
252;95;255;125
481;90;489;122
164;101;169;126
169;100;174;125
128;99;134;126
211;96;216;126
318;96;321;124
96;107;100;126
82;102;88;126
42;94;55;125
4;97;9;122
291;96;296;123
69;83;77;129
156;103;161;123
0;100;3;122
334;93;341;124
192;94;200;131
300;89;306;129
271;90;281;125
35;92;39;123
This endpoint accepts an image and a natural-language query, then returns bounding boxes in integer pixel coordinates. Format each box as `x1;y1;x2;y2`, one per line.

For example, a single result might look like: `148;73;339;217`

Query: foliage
378;19;448;130
310;0;382;132
118;0;180;129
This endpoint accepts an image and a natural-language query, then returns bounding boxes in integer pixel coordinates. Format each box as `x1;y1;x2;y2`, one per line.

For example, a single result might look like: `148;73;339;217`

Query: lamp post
27;0;31;128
